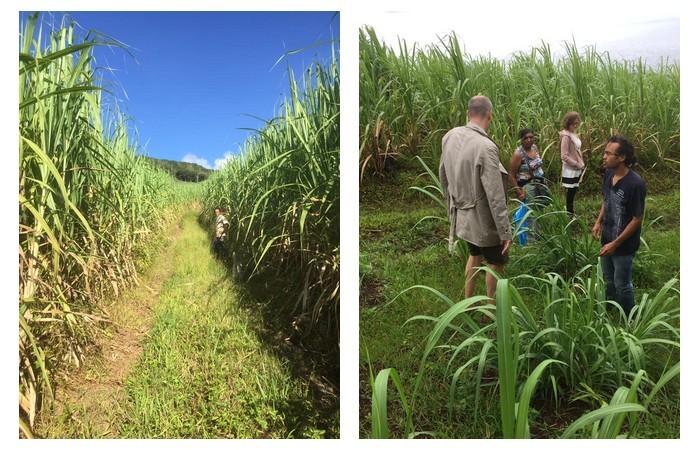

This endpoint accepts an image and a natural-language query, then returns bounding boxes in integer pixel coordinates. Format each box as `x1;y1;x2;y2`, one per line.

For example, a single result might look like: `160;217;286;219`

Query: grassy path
359;170;680;438
38;208;335;438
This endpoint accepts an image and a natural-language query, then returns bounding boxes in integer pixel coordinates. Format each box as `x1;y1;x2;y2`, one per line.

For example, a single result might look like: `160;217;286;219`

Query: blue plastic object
513;202;529;245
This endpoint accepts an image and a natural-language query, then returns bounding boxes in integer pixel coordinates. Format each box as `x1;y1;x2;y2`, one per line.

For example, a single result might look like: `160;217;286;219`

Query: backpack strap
520;147;534;178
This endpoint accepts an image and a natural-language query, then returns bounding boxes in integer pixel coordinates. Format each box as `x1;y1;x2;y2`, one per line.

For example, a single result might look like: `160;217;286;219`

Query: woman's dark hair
519;128;534;140
608;135;637;167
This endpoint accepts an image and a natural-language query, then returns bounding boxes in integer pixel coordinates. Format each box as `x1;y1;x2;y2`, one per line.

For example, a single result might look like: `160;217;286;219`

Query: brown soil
33;221;184;438
360;277;384;309
528;397;592;438
358;365;372;436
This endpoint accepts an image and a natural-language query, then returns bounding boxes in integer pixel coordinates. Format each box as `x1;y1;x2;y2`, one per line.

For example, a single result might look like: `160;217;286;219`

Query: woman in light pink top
559;111;585;216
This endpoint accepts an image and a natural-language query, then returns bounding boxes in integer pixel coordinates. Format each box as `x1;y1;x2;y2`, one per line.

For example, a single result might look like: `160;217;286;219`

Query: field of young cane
19;13;339;438
359;26;680;438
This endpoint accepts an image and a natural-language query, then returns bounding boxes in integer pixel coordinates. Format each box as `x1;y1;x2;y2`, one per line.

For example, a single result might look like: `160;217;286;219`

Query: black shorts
467;242;509;266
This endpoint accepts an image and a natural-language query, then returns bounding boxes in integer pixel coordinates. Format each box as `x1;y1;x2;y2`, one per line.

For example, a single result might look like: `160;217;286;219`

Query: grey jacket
439;123;511;251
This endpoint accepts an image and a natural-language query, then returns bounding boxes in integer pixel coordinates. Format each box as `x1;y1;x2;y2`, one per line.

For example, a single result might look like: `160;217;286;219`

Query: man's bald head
468;95;492;118
467;95;493;130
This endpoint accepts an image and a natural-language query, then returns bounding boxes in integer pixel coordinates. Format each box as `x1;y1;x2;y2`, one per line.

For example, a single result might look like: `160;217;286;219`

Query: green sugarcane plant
200;44;339;345
19;12;184;436
359;26;680;182
373;262;678;437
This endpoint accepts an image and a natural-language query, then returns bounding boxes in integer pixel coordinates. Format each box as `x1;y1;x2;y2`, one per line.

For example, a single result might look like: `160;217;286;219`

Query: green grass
116;210;337;438
19;13;188;433
359;167;680;439
19;11;338;437
360;188;477;437
200;46;340;348
39;209;337;438
358;28;681;436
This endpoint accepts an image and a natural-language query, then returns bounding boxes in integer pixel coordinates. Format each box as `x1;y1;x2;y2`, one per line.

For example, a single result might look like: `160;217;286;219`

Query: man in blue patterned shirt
591;135;646;318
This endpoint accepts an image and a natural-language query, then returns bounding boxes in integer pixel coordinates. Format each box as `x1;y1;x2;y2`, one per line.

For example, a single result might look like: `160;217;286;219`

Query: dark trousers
566;187;578;215
213;237;225;258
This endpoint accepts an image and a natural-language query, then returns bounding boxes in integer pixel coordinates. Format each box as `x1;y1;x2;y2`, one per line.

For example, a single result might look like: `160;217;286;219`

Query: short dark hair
607;135;637;167
519;128;534;139
214;206;221;212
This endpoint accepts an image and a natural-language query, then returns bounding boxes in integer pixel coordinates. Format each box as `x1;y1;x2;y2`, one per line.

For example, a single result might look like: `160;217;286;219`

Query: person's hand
599;241;618;256
591;222;601;240
517;188;526;201
501;240;511;254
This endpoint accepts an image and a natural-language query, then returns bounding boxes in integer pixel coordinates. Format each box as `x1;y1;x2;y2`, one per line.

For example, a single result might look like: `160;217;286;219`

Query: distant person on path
439;95;511;306
559;111;586;217
213;207;229;258
591;135;646;318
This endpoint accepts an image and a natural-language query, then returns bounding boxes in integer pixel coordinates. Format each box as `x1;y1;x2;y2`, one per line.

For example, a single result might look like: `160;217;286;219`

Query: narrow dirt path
35;207;338;438
35;210;187;437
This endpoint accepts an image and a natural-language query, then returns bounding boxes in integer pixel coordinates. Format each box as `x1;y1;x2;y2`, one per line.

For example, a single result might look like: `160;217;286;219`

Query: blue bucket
513;202;529;245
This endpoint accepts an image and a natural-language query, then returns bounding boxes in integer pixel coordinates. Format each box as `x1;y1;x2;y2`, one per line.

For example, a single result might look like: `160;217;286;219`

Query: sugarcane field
18;11;339;439
359;25;680;439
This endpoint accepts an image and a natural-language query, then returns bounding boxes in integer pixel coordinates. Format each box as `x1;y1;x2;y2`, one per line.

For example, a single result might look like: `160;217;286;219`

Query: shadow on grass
209;248;339;438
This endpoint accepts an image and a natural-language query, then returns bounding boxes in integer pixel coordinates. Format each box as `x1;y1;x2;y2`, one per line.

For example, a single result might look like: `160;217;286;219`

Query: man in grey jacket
439;95;512;305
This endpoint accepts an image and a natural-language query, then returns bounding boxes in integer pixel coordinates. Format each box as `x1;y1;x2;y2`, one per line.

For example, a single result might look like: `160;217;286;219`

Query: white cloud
214;151;235;170
181;152;237;171
182;153;211;169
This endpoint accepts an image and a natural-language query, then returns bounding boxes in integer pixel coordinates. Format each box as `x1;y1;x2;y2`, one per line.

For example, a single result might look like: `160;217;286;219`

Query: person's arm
560;135;583;169
481;145;511;243
599;216;643;256
508;151;525;201
439;149;450;207
591;204;605;240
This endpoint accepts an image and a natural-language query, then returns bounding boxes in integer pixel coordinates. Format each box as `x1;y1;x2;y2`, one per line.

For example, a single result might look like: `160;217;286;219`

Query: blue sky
19;10;339;170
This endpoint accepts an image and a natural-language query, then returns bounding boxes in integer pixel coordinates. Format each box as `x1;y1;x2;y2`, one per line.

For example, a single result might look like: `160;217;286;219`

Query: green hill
147;157;213;182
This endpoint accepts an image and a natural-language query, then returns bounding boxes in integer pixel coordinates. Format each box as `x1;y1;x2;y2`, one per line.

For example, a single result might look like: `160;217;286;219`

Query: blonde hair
562;111;581;130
